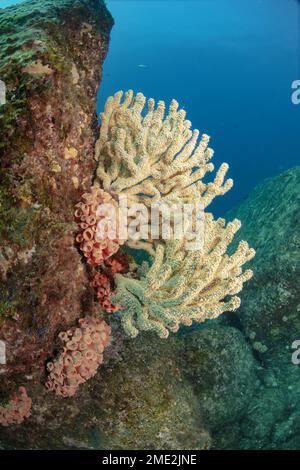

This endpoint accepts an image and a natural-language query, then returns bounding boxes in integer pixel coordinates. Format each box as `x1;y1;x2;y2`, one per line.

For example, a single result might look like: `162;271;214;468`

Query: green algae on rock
227;167;300;366
221;166;300;449
0;0;112;140
180;326;257;428
89;334;211;450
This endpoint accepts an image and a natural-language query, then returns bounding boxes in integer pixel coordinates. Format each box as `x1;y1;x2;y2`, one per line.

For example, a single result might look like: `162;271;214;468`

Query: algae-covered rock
227;167;300;366
222;167;300;449
93;334;211;450
181;326;257;428
0;333;211;450
0;0;113;388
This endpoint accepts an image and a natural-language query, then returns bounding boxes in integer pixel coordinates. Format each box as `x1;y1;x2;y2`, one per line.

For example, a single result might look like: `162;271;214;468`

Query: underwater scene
0;0;299;455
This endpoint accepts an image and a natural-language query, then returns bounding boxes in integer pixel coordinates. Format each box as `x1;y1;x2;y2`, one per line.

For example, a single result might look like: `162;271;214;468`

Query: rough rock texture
227;167;300;367
180;326;257;429
222;167;300;449
0;0;113;395
88;335;211;451
0;333;211;450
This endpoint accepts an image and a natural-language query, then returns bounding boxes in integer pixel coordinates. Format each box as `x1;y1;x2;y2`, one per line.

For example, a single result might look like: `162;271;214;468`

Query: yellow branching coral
113;213;255;338
95;90;233;207
88;90;255;338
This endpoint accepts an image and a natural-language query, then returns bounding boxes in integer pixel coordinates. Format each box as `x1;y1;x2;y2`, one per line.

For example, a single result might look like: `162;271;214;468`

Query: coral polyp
45;316;111;397
91;272;120;313
74;186;123;266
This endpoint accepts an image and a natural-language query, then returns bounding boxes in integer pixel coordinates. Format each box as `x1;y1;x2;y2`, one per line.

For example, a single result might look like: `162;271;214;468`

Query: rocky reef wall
0;0;113;391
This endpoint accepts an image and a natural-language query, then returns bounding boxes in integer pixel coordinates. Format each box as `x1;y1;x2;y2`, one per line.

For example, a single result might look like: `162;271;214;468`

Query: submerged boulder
180;326;257;429
223;166;300;449
227;167;300;367
92;334;211;450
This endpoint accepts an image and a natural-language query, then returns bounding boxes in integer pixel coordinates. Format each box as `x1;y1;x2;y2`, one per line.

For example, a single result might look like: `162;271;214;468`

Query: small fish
137;64;147;68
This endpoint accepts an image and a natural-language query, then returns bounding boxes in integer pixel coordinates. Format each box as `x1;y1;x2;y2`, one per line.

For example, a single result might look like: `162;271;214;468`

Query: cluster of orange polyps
90;272;119;313
45;316;111;397
45;189;128;399
74;186;123;266
90;252;129;313
0;386;32;426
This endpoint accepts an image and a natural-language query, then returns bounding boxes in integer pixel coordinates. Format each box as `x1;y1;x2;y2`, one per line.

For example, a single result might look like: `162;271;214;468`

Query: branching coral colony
56;89;255;382
92;90;255;337
1;90;255;426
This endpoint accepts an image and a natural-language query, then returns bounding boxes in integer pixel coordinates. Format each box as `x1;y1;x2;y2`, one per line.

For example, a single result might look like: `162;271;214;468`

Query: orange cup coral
90;272;120;313
45;316;111;397
0;386;32;426
74;186;123;266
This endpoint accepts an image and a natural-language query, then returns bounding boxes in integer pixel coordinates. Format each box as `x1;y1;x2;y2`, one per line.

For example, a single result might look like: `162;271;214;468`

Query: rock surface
227;167;300;367
222;167;300;449
0;0;113;385
180;326;257;429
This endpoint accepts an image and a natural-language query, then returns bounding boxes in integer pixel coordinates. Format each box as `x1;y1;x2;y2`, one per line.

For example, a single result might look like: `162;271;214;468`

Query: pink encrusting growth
74;186;123;266
0;386;32;426
104;252;129;274
90;253;128;313
91;272;120;313
45;316;111;397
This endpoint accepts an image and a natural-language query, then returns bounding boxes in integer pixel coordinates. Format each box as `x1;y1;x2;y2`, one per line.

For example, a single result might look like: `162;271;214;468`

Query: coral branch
95;90;233;207
90;91;255;338
113;214;255;338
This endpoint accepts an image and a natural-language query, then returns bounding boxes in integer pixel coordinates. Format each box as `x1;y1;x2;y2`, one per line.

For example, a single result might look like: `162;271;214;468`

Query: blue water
98;0;300;214
0;0;23;7
2;0;299;214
